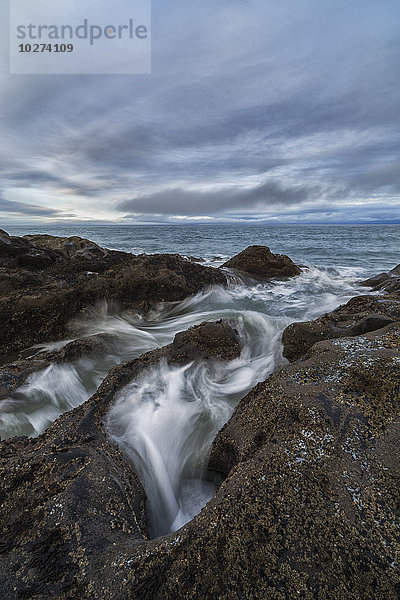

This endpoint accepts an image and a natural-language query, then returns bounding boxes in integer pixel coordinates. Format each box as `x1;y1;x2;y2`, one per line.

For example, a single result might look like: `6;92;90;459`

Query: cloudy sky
1;0;399;224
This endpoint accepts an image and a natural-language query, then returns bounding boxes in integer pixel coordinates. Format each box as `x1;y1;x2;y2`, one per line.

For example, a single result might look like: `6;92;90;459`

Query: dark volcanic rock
170;320;241;364
42;333;115;363
360;264;400;293
0;229;59;270
81;253;226;310
359;271;391;287
2;313;400;598
24;234;108;260
282;293;400;362
0;279;84;358
0;321;241;599
0;407;148;599
222;245;302;280
204;324;400;599
0;231;227;356
391;264;400;276
3;323;397;599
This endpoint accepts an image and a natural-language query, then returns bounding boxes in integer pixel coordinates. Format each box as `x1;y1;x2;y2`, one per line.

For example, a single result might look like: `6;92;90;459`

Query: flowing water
2;224;400;536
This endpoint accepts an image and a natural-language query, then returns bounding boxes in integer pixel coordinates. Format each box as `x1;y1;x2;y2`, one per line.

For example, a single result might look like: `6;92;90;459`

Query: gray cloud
2;169;108;197
0;197;75;217
118;180;322;216
350;158;400;193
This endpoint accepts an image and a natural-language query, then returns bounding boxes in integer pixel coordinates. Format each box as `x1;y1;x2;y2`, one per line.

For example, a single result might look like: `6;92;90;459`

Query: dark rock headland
0;230;226;356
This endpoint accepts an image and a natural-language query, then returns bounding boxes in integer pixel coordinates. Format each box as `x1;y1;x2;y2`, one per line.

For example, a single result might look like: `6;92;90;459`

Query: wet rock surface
0;231;226;356
41;334;116;364
282;292;400;361
222;245;302;280
0;408;148;599
170;320;241;364
3;322;398;599
359;263;400;291
0;321;242;599
0;359;51;401
206;324;400;599
0;334;116;406
24;234;109;261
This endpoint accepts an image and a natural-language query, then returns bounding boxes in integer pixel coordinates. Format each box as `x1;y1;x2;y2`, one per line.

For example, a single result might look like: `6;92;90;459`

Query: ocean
2;224;400;535
5;223;400;273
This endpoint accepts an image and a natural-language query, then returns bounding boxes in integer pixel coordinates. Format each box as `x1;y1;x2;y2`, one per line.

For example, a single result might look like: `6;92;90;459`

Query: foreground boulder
282;293;400;361
206;324;400;599
0;321;241;599
2;318;399;598
222;245;302;280
0;231;226;356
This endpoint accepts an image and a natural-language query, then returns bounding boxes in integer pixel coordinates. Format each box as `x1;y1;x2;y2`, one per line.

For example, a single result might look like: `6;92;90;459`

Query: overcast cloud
0;0;399;224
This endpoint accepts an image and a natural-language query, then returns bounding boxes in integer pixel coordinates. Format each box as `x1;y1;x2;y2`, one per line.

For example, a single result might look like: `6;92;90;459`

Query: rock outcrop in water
170;320;241;363
359;263;400;290
0;334;115;406
0;321;241;598
282;266;400;362
0;230;226;356
222;244;302;280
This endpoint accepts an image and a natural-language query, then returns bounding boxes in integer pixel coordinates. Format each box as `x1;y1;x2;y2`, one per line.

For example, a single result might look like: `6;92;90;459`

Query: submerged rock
222;245;302;280
0;231;226;356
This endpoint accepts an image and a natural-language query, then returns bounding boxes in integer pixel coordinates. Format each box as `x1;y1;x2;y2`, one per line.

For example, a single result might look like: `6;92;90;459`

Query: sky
0;0;400;225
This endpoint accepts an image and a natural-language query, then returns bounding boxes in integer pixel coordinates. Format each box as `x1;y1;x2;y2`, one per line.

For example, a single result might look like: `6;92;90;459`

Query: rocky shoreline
0;230;226;356
1;231;399;599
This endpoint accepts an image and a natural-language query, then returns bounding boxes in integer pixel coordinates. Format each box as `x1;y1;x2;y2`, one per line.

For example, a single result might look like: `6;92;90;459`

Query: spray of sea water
0;265;368;536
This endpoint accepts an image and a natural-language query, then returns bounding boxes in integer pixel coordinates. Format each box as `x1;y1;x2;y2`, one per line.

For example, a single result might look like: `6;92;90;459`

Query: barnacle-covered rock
282;293;400;361
0;321;242;599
